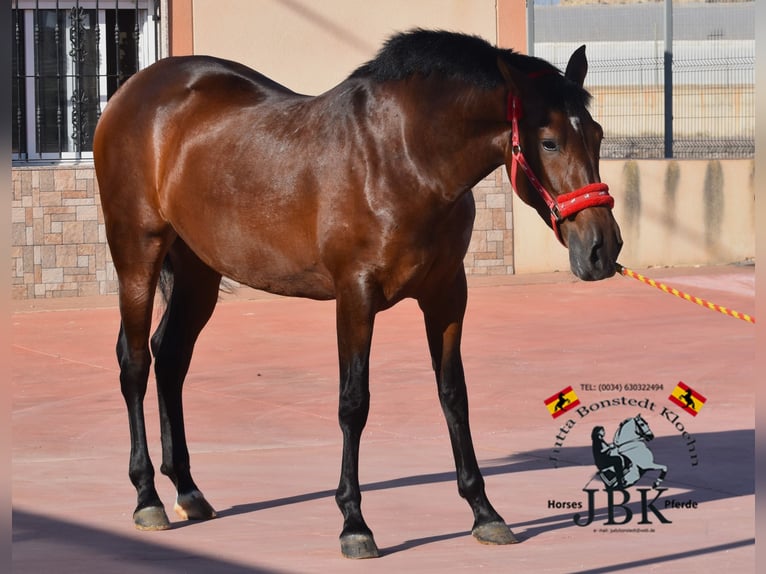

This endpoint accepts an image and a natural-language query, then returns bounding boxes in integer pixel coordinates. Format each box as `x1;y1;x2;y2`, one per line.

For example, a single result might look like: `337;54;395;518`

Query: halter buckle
550;203;563;223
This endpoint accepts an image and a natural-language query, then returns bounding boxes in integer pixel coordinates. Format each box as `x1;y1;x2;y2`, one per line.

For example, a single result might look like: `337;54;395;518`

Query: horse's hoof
340;533;380;559
134;506;171;531
174;490;217;520
472;521;518;545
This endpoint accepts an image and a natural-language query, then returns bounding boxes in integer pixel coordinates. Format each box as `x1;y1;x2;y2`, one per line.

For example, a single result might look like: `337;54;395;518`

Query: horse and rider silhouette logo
591;414;668;490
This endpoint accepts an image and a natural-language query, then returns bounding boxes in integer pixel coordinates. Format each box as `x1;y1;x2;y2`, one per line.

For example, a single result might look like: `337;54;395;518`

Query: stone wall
11;166;116;299
464;168;515;277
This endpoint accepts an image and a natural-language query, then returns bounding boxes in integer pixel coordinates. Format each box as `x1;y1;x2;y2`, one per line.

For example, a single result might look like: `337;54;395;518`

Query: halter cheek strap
506;94;614;245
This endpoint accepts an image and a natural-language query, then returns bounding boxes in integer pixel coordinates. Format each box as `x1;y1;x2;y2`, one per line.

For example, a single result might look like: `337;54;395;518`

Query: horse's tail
157;251;235;304
158;255;174;306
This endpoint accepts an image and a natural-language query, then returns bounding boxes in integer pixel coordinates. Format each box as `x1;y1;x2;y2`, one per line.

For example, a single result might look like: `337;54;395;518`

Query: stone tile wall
464;167;515;276
10;165;515;299
11;166;117;299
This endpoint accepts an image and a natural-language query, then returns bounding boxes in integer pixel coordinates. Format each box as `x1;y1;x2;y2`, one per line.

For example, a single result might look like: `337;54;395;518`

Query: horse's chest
377;198;475;300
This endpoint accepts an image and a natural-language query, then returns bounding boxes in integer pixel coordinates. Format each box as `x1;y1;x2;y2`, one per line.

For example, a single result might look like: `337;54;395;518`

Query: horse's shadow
196;428;754;555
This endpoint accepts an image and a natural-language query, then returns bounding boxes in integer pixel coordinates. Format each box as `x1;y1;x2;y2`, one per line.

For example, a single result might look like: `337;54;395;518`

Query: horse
93;29;622;559
597;415;668;490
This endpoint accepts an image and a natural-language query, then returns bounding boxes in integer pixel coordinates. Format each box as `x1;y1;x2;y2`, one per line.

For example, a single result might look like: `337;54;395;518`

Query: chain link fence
532;0;754;159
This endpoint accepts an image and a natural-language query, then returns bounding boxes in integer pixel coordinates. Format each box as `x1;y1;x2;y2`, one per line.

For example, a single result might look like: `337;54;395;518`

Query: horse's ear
565;45;588;87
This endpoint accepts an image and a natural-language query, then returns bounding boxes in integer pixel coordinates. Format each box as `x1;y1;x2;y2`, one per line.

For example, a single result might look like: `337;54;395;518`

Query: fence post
664;0;673;158
526;0;534;56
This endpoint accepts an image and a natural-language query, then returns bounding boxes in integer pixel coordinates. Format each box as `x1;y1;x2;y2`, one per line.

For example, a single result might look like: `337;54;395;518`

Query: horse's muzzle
565;210;623;281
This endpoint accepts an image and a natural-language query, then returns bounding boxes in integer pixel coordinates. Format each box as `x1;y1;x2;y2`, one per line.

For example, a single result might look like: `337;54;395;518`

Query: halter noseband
506;93;614;245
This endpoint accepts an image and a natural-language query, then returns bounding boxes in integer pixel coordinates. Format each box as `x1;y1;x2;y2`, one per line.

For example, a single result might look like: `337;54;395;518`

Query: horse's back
109;55;292;106
95;55;292;155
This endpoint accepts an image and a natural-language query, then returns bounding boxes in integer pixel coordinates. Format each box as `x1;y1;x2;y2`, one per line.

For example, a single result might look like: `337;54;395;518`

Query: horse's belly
231;265;336;300
217;246;335;299
176;224;336;300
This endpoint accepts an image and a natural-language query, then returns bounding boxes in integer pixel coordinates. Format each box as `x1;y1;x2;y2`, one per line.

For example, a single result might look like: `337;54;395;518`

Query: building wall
190;0;505;95
10;2;754;299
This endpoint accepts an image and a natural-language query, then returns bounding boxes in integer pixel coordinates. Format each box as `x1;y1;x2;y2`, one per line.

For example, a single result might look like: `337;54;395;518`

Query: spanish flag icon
668;381;707;417
543;386;580;419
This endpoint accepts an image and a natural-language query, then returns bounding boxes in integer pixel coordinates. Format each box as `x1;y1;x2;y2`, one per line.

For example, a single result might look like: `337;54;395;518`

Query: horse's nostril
590;235;603;266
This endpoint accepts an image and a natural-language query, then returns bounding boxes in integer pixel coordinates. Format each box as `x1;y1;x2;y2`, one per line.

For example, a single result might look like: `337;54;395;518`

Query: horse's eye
541;140;559;152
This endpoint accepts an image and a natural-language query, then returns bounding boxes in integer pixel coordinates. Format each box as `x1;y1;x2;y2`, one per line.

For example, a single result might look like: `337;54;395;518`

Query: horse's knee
119;360;151;402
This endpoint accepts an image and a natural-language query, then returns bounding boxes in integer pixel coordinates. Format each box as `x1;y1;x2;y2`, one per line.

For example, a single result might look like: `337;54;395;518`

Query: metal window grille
12;0;159;163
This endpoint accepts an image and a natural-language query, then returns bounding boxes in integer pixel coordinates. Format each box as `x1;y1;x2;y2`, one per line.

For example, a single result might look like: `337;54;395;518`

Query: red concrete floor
11;265;755;573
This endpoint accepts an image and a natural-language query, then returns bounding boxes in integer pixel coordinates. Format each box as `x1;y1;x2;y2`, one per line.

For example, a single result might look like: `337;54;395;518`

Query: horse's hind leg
418;270;517;546
112;231;175;530
150;239;221;521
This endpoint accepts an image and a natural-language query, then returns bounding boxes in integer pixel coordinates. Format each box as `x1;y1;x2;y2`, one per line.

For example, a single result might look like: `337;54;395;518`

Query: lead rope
616;263;755;324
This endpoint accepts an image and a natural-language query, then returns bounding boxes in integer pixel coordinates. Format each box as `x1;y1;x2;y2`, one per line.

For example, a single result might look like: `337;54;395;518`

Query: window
12;1;158;162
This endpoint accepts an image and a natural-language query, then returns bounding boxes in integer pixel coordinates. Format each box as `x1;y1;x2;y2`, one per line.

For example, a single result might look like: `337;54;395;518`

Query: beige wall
512;159;756;274
191;0;505;94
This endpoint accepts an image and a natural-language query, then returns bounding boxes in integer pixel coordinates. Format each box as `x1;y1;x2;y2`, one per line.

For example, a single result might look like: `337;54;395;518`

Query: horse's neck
388;79;509;200
614;421;635;444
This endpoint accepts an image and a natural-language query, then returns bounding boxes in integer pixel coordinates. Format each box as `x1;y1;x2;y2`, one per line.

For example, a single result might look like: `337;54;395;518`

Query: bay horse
93;29;622;559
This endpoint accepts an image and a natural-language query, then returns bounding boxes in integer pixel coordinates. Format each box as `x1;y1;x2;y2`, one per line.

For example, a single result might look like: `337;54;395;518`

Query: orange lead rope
616;263;755;324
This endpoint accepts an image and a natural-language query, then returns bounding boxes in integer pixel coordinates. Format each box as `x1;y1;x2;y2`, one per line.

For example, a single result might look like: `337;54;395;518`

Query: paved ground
11;264;755;573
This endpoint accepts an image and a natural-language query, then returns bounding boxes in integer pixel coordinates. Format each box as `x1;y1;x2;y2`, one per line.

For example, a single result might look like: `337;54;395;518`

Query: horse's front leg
334;283;379;559
419;270;517;546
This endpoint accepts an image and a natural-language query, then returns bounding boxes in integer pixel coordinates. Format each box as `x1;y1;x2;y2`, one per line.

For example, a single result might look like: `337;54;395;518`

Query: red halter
506;94;614;245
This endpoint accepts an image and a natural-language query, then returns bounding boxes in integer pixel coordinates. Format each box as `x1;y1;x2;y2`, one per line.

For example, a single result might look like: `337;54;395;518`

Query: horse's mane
617;418;631;434
350;29;591;110
616;416;640;440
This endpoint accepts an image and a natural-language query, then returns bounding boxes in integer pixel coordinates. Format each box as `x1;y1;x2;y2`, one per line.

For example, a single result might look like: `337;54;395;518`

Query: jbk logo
544;389;705;532
573;487;672;526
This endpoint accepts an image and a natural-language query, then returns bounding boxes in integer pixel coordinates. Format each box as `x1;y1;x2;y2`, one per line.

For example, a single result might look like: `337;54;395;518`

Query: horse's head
498;47;622;281
633;414;654;441
614;414;655;444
